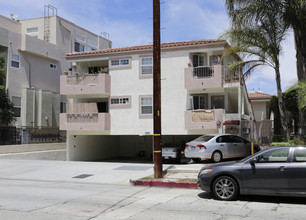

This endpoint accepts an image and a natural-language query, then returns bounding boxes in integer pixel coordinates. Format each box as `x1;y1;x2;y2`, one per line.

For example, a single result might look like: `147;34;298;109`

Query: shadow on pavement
198;192;306;205
238;195;306;205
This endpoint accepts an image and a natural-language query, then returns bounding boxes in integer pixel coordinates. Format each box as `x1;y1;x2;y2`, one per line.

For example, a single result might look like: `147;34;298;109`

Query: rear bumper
185;151;211;160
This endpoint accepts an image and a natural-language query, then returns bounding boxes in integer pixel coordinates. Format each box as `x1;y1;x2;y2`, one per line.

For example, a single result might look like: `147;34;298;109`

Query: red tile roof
248;92;272;100
66;39;226;58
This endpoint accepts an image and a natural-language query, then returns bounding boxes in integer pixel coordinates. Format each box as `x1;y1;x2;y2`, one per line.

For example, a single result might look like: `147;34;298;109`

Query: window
88;47;96;51
11;54;20;68
255;148;290;163
111;97;129;105
74;34;85;42
26;27;38;34
111;60;120;66
88;39;97;48
216;135;232;143
293;148;306;162
60;102;66;113
141;57;153;75
192;54;205;67
192;95;207;109
12;96;21;117
50;63;57;69
211;96;224;109
210;55;222;66
109;58;131;69
74;42;85;52
140;96;153;116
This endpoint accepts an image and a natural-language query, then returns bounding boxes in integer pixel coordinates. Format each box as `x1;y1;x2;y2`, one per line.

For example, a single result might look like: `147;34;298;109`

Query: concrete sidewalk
0;159;203;187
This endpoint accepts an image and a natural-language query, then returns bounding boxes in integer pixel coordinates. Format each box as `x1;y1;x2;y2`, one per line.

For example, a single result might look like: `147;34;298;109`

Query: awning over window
223;120;240;125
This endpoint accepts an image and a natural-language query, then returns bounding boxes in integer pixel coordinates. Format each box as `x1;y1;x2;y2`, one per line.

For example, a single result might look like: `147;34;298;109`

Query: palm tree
221;1;290;138
225;0;306;81
285;81;306;135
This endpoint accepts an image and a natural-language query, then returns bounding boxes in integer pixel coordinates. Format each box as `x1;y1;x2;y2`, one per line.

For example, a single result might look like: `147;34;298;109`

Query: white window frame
140;95;153;117
26;27;38;34
110;96;131;108
140;57;153;77
11;54;20;68
109;57;132;69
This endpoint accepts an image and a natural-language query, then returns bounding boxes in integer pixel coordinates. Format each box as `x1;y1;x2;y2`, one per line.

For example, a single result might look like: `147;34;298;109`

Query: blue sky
1;0;298;95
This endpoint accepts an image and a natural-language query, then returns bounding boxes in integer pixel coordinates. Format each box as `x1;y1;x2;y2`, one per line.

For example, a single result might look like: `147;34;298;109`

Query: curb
130;179;198;189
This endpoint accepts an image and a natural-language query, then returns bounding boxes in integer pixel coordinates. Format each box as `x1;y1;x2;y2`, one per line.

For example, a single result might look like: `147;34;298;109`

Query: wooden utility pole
153;0;163;178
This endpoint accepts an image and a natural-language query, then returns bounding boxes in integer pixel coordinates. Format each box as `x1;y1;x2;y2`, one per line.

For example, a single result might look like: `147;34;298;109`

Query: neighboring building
248;90;272;121
60;39;255;161
248;90;273;146
0;5;111;143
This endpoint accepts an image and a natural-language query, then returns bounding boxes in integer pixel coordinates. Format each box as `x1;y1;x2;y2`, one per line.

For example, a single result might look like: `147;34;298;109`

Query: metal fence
0;126;20;145
193;66;214;78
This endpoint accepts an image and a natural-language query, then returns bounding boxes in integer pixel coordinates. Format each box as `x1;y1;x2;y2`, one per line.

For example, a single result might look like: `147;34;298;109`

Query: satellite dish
10;13;19;20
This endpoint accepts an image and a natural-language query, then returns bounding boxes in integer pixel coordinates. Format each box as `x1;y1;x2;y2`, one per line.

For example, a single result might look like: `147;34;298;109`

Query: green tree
0;55;15;125
285;81;306;132
0;56;5;85
221;1;289;138
225;0;306;81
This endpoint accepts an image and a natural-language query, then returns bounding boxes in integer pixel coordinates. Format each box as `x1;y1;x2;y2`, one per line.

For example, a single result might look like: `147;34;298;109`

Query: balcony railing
185;109;224;130
60;73;110;97
193;66;214;78
185;65;222;89
60;103;110;131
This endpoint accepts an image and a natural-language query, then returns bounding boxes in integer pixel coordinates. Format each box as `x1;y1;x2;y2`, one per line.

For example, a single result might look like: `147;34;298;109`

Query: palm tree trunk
275;66;289;139
294;28;306;81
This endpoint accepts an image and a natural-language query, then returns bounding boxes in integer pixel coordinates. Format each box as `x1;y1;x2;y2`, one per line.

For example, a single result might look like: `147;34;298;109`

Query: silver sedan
184;134;260;163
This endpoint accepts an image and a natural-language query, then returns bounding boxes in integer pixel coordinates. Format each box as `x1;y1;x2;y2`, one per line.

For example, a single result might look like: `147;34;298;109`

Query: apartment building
0;6;111;143
61;39;254;161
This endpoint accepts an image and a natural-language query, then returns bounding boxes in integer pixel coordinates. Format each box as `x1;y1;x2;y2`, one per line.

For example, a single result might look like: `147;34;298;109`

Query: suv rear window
194;135;214;142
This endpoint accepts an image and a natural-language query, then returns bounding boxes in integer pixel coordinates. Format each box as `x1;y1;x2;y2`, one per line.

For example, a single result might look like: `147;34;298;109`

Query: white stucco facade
0;12;112;143
60;40;254;161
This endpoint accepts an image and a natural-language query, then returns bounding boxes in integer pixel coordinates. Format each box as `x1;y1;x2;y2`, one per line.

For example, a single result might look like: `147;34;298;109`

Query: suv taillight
185;144;189;148
197;144;207;149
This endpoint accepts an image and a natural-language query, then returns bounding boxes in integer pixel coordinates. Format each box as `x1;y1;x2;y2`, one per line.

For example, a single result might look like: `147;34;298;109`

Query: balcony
185;109;224;130
60;73;110;97
185;65;241;90
185;65;223;90
59;103;110;131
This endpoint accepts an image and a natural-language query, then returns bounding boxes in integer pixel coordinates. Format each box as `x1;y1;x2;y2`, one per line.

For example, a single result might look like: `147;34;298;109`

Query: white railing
193;66;214;78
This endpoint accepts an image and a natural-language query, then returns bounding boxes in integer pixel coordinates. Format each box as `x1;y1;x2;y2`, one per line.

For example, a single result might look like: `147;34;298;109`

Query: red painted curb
130;179;198;189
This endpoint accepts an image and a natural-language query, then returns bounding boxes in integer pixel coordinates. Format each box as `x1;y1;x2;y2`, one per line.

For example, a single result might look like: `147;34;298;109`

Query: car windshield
194;135;214;142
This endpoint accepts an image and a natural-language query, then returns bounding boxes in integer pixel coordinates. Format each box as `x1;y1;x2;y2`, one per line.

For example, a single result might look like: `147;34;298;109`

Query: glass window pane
111;60;119;66
142;106;152;114
142;66;153;74
120;59;129;65
212;96;224;109
293;148;306;162
27;27;38;33
12;54;19;61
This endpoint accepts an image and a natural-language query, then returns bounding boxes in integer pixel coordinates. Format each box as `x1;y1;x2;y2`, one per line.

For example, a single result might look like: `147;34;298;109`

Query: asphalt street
0;159;306;219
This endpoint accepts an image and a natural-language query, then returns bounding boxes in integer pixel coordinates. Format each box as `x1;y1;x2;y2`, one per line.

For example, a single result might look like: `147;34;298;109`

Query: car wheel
211;151;222;163
212;176;238;201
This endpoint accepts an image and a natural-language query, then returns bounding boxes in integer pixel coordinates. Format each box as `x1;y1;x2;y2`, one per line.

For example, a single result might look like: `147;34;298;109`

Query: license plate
191;146;195;150
164;156;169;159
